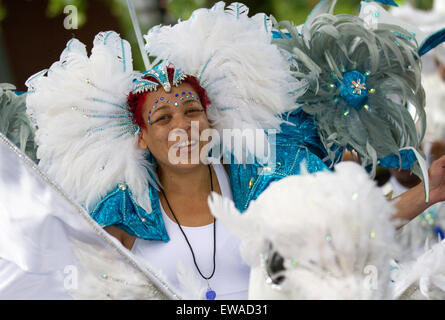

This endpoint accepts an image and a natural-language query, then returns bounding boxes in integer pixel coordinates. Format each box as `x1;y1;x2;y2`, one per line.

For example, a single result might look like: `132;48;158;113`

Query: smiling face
138;82;212;170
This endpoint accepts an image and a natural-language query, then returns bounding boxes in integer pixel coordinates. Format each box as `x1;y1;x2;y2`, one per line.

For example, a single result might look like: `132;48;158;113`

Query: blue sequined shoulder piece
376;149;418;171
228;109;330;213
90;184;169;242
228;147;329;213
278;109;329;160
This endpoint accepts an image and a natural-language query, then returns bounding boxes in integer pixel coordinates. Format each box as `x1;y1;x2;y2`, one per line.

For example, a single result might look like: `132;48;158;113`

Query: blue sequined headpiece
132;61;187;94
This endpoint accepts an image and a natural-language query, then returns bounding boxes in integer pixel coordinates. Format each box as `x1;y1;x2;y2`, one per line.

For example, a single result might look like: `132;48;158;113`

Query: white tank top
131;164;250;299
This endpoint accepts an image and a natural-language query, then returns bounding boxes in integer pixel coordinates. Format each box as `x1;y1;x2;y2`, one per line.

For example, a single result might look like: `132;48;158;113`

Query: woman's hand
391;155;445;228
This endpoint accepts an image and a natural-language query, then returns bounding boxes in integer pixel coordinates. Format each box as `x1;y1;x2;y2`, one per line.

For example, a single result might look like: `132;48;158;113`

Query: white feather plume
144;2;305;163
68;240;172;300
25;31;155;214
209;162;399;299
208;192;266;266
394;238;445;300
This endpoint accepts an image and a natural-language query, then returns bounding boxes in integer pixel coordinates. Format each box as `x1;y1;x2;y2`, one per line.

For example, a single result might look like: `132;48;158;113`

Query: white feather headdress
144;1;304;162
26;31;155;214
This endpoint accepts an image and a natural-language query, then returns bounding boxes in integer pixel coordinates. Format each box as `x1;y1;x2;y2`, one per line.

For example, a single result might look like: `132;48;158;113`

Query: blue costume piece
376;149;418;171
364;0;398;7
90;108;418;241
90;182;170;242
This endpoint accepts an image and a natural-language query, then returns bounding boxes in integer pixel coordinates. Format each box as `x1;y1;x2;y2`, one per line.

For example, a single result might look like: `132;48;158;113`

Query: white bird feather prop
208;162;399;299
25;31;155;214
144;2;304;163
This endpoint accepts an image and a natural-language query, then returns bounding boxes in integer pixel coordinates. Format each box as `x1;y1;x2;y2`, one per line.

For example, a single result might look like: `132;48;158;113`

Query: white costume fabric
131;163;250;299
423;72;445;145
0;133;181;300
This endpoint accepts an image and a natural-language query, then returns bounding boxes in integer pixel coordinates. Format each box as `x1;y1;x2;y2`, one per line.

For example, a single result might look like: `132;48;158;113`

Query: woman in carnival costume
2;0;445;300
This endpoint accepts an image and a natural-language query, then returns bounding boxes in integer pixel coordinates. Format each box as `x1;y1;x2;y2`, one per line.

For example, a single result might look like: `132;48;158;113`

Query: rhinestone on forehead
147;93;201;124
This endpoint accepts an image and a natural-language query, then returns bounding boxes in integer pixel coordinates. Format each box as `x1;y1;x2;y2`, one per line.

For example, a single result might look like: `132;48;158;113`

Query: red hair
128;67;211;129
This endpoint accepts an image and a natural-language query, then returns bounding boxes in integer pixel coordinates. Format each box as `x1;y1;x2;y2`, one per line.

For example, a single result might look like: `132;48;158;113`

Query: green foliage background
167;0;434;24
0;0;436;28
0;0;435;70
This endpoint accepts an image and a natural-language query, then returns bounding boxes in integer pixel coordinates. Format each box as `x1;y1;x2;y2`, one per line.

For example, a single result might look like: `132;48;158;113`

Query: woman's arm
391;155;445;227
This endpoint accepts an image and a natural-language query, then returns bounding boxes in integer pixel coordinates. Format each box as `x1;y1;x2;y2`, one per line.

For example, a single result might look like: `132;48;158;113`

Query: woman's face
138;82;212;170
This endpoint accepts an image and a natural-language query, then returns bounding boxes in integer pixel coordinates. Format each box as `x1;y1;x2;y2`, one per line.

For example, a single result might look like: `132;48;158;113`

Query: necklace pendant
205;287;216;300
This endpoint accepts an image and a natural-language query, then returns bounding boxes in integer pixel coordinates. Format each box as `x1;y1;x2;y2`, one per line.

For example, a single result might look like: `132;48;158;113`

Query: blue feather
418;28;445;57
272;30;291;39
365;0;398;7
